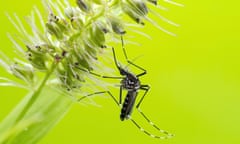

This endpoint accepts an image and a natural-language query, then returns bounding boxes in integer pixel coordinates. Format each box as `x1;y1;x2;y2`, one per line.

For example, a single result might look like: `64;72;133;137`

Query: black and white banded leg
120;36;147;77
77;91;119;106
75;66;124;105
133;85;174;139
78;90;173;139
75;65;123;79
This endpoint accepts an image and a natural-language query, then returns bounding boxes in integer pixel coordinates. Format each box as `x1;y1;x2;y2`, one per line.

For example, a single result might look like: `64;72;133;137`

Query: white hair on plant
163;0;185;7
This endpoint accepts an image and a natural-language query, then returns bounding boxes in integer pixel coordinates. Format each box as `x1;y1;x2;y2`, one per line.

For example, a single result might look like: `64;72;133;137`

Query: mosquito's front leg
75;66;123;79
77;91;119;107
120;36;147;77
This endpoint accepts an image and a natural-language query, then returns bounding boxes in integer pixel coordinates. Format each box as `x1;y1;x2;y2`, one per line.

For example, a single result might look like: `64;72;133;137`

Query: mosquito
75;36;173;139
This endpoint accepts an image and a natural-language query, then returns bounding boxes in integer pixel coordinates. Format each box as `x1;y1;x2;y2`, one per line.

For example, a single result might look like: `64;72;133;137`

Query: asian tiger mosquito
75;36;173;139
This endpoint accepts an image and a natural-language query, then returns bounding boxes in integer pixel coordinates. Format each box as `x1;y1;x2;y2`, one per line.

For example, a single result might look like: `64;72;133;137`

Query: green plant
0;0;182;143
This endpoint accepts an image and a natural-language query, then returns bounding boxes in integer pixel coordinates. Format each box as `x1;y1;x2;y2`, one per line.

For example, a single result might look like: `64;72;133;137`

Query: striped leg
134;85;174;139
75;66;123;79
135;109;174;139
130;118;173;139
77;91;120;106
121;36;146;77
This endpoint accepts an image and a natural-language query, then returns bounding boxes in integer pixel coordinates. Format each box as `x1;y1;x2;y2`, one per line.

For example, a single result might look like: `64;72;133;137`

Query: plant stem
14;62;57;124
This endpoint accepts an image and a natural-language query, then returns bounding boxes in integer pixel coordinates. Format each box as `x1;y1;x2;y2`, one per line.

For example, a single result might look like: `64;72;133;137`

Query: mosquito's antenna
130;118;174;139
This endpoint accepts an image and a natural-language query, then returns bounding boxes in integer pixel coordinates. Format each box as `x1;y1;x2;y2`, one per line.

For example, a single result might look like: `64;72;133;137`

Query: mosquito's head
118;66;128;76
121;72;140;91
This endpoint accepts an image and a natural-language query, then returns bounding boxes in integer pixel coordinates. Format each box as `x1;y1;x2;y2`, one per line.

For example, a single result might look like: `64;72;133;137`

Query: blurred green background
1;0;240;144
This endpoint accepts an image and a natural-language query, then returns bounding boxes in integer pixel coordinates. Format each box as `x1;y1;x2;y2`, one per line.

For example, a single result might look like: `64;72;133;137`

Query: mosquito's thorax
121;72;141;91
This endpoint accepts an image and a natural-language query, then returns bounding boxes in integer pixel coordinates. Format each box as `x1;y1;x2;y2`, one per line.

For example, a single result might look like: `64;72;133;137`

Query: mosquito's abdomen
120;91;137;121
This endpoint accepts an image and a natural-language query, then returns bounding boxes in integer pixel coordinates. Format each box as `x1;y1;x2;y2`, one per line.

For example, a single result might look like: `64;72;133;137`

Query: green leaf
0;86;73;144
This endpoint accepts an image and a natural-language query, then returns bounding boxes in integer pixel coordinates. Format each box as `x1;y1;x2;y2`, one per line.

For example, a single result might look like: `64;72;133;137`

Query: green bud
65;7;74;19
126;0;148;16
71;17;84;30
57;58;84;90
67;54;93;78
26;44;54;55
26;46;49;71
89;22;106;47
10;62;34;83
108;16;126;35
27;53;47;71
56;62;72;89
95;21;109;34
26;45;44;56
48;13;59;23
80;21;106;57
49;13;70;34
55;19;70;35
76;0;91;13
38;44;56;54
46;22;64;39
122;2;145;25
74;49;93;71
46;13;70;39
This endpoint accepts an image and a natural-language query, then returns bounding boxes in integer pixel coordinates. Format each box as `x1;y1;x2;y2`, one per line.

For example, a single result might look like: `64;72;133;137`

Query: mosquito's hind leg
135;85;174;138
130;118;173;139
